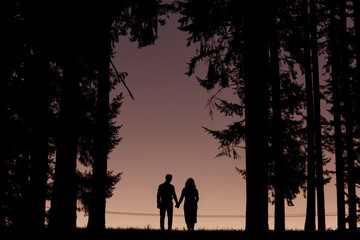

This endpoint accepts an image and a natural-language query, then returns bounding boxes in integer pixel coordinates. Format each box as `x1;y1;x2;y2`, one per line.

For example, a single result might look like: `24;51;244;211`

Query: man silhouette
157;174;178;230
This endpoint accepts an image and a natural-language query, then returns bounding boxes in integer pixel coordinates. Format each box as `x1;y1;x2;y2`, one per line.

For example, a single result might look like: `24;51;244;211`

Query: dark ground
2;228;358;239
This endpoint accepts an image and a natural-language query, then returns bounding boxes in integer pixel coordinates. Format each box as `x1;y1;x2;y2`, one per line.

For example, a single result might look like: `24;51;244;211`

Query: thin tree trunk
329;0;345;231
310;0;326;231
339;0;357;230
270;3;285;232
303;0;316;232
0;1;11;228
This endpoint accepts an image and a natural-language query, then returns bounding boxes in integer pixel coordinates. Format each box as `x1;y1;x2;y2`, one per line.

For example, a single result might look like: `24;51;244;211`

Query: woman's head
185;178;196;189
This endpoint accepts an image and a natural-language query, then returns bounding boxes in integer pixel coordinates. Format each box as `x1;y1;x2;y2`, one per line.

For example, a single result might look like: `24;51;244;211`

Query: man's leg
167;205;173;230
160;207;165;230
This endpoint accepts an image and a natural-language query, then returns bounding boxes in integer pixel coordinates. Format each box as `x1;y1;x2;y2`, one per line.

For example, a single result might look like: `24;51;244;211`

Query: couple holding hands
157;174;199;231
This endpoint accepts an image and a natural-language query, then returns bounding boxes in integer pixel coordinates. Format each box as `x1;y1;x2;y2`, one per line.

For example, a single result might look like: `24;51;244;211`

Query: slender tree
0;0;14;228
301;0;316;231
339;0;357;230
269;1;285;231
327;0;346;230
22;1;51;230
309;0;326;231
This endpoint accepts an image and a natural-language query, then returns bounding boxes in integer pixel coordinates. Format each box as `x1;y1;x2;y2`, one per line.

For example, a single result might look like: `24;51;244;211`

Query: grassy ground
82;228;359;239
2;227;359;239
103;228;359;240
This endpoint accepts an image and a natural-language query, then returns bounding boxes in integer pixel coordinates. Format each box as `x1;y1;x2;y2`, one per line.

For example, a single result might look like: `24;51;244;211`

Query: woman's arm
176;189;185;208
157;186;161;208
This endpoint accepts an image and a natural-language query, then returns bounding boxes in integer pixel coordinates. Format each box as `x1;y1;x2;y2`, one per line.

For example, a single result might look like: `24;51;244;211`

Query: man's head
165;174;172;183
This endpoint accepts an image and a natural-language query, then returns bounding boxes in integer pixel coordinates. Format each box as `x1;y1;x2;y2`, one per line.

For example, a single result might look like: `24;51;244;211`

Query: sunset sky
76;12;339;230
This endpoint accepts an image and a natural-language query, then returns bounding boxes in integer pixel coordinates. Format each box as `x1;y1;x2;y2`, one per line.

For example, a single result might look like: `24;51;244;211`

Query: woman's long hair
185;178;196;189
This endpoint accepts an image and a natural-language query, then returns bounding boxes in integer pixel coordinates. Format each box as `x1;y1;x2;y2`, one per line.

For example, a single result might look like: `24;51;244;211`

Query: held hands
157;202;180;208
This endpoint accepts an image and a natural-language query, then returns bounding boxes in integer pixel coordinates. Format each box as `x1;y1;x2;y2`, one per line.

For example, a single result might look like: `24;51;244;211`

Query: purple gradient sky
76;13;339;230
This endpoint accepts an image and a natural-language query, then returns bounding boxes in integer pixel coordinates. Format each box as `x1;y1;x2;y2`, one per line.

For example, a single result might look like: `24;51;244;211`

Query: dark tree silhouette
309;0;326;231
269;1;284;231
51;54;80;230
0;0;164;231
327;0;345;230
301;0;316;231
243;0;271;231
49;3;83;230
339;0;357;230
0;0;28;228
22;1;52;230
323;0;360;230
87;6;112;231
0;1;11;228
353;0;360;228
178;0;309;231
281;0;330;231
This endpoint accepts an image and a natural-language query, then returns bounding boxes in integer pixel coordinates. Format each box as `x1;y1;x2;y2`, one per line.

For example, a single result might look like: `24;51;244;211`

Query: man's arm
172;186;178;205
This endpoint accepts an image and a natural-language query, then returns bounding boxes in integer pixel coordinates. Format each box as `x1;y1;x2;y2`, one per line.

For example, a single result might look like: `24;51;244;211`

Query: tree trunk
339;0;357;230
243;0;270;232
303;0;316;232
22;2;50;230
87;13;112;232
310;0;326;231
270;3;285;232
27;49;50;232
50;8;81;229
329;0;346;231
0;1;11;229
354;0;360;230
50;49;80;231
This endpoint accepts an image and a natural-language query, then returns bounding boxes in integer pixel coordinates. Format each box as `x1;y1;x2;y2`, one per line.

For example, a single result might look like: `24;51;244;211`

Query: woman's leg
190;222;194;231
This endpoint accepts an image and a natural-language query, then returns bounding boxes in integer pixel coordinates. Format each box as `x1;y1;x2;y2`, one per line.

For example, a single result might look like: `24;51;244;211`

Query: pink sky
76;13;339;230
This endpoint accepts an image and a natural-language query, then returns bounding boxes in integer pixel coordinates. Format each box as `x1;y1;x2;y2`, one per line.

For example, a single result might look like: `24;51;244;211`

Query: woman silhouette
176;178;199;231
